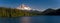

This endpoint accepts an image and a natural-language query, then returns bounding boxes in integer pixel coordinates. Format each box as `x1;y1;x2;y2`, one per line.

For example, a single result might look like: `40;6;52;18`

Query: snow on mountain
16;4;32;10
16;4;42;12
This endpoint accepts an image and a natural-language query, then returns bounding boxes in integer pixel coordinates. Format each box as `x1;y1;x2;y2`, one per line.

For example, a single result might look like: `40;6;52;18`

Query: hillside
42;8;60;15
0;7;41;17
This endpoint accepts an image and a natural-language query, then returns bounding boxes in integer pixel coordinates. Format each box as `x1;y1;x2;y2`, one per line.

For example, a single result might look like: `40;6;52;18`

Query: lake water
0;16;60;23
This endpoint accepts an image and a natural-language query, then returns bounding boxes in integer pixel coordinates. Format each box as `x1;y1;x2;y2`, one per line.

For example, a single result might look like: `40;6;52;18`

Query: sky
0;0;60;11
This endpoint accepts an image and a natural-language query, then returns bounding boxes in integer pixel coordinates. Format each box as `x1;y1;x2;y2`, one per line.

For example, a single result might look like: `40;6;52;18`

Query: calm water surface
0;16;60;23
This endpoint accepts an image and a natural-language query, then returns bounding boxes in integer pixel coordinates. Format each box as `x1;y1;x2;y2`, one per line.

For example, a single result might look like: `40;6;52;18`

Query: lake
0;16;60;23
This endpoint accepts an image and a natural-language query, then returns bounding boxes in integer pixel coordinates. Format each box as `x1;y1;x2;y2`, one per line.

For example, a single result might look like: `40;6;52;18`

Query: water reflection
21;17;31;23
0;17;20;23
0;16;60;23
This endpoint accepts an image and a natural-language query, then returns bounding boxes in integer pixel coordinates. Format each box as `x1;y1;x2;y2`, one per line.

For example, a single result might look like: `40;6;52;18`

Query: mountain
42;8;56;15
55;9;60;15
0;7;60;17
16;4;42;15
16;4;32;10
42;8;60;15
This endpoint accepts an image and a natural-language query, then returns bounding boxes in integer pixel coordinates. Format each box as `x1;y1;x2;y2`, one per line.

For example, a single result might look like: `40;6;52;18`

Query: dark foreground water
0;16;60;23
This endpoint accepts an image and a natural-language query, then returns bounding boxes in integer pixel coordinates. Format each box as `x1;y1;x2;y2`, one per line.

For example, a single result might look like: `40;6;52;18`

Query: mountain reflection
21;17;31;23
